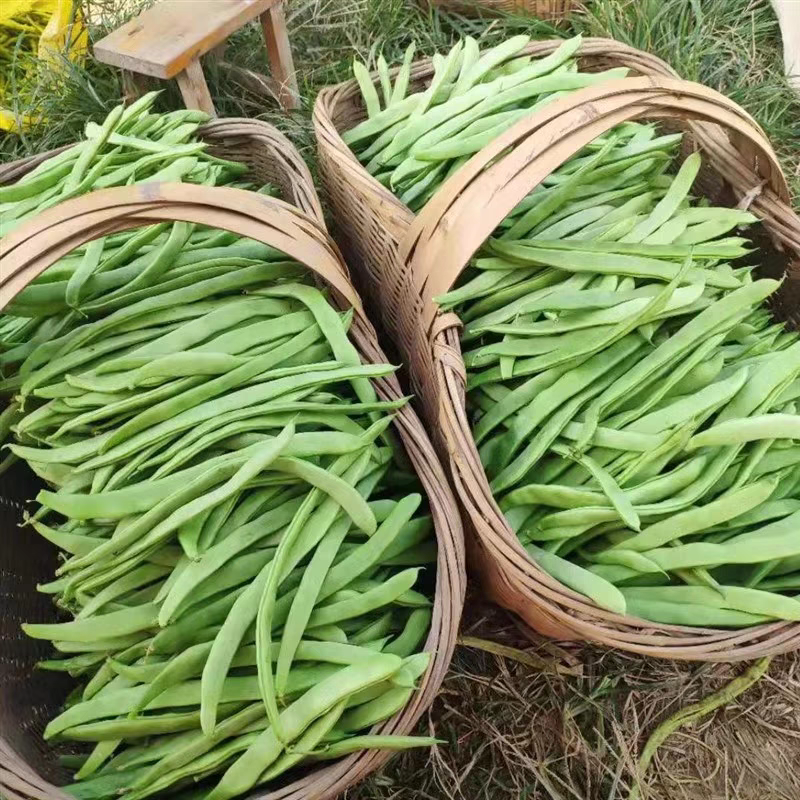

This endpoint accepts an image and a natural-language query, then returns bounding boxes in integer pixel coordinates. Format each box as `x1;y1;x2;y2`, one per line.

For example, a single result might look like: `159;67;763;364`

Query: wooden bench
94;0;299;115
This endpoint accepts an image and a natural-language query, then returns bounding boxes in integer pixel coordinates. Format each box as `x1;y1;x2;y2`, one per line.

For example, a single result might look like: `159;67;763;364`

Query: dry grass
348;599;800;800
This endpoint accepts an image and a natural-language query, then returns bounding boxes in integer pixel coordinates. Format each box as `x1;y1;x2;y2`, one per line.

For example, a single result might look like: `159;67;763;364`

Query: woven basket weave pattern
0;119;465;800
314;38;800;661
424;0;574;18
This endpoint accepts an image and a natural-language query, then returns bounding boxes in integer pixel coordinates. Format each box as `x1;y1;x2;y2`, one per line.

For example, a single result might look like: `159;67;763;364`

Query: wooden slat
261;3;299;110
176;59;216;115
93;0;276;78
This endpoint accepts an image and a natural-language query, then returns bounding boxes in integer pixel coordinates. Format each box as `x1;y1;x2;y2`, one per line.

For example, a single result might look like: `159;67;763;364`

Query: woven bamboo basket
422;0;575;19
0;119;466;799
315;41;800;660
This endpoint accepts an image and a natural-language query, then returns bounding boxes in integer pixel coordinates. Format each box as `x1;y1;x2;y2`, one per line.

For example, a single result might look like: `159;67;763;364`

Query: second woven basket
315;41;800;660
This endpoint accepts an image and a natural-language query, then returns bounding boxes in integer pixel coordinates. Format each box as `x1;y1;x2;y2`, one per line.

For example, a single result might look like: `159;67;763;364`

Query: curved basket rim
424;79;800;658
312;37;682;240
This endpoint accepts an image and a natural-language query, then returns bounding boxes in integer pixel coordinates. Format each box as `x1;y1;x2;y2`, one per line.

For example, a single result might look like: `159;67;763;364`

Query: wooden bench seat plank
94;0;276;79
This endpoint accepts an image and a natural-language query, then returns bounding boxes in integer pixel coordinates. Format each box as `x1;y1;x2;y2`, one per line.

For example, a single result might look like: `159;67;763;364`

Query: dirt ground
350;598;800;800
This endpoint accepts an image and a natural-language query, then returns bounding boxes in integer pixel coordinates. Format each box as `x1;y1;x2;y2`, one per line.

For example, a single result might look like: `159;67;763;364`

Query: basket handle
399;75;791;334
0;183;363;315
198;118;327;224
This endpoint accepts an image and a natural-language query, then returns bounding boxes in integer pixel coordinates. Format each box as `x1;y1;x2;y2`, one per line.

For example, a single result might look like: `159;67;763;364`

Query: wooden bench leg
175;58;216;116
260;2;299;111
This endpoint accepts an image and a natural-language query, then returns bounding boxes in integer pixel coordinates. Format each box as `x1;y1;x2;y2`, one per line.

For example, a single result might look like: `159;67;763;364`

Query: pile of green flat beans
351;36;800;629
0;91;243;239
345;35;630;211
0;90;271;425
0;107;437;799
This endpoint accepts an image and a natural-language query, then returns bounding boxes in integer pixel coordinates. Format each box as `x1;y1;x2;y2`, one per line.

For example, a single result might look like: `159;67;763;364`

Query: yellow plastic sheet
38;0;88;66
0;0;59;25
0;0;87;132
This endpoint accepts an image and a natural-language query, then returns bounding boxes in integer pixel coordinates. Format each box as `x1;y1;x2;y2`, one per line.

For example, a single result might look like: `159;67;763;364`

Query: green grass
2;0;798;195
0;0;563;162
572;0;800;197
